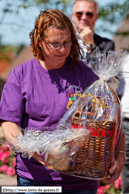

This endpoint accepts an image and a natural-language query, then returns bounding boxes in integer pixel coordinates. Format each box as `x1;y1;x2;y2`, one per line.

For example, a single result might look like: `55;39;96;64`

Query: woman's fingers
103;159;122;184
32;152;50;167
109;159;116;175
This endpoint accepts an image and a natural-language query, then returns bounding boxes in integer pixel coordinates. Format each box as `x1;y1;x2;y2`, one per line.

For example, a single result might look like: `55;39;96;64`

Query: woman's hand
103;152;125;184
32;152;50;167
103;130;125;184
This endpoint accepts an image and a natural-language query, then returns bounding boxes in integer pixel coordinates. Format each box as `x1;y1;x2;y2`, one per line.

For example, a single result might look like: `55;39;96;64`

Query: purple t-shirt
0;56;99;191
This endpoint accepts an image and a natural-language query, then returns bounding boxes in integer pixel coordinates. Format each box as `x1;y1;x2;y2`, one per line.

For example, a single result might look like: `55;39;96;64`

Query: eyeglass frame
75;11;94;19
41;38;72;50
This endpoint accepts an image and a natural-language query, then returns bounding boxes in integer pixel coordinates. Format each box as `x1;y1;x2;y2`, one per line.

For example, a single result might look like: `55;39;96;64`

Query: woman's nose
58;44;66;51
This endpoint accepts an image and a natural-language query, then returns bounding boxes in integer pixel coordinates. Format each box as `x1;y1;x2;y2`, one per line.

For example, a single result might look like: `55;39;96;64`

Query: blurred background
0;0;129;192
0;0;129;96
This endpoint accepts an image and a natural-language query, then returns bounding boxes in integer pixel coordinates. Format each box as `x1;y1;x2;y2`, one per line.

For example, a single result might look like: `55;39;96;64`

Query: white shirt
118;56;129;118
76;31;88;59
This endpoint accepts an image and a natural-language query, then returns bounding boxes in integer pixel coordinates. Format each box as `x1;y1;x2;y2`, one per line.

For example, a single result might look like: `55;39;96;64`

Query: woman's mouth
56;55;65;57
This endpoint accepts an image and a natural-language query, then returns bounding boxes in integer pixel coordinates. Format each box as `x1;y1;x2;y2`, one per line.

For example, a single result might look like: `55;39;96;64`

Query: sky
0;0;121;46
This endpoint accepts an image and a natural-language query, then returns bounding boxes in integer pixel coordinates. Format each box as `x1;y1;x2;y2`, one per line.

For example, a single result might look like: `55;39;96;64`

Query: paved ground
0;127;17;194
0;170;17;194
0;174;17;186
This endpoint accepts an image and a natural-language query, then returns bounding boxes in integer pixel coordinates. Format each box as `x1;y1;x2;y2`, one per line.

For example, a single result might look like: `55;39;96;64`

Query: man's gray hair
73;0;99;14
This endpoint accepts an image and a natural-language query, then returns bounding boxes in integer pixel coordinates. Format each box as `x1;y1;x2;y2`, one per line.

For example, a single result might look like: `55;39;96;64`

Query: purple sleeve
0;70;24;126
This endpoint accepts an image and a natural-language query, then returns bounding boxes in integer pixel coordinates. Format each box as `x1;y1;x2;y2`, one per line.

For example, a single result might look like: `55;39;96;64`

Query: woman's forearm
115;131;126;165
118;131;126;152
1;121;22;144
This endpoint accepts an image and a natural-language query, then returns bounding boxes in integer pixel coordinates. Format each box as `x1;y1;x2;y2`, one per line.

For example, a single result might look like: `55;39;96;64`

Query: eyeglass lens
42;38;72;49
52;41;72;49
76;12;94;19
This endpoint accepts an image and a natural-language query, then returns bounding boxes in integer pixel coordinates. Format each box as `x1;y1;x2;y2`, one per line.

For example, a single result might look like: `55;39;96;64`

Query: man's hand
79;27;94;45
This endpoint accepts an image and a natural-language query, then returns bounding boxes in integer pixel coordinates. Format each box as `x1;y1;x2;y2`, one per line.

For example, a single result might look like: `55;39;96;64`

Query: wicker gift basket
46;84;121;179
46;48;129;180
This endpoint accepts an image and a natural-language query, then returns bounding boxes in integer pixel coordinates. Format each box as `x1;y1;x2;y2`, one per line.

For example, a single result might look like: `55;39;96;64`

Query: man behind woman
72;0;115;53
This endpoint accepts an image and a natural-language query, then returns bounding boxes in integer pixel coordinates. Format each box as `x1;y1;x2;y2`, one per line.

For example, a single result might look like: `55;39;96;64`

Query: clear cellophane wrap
6;126;90;159
45;48;129;180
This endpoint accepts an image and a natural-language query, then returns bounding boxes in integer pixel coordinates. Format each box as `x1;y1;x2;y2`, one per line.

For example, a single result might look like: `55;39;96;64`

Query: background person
72;0;115;53
117;58;129;194
0;9;125;194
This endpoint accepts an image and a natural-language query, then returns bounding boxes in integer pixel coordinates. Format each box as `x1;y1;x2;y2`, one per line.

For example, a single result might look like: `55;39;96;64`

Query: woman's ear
38;42;43;51
38;42;41;47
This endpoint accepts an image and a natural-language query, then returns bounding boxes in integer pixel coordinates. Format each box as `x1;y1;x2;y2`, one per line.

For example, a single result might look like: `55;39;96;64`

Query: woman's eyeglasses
42;38;72;50
76;11;94;19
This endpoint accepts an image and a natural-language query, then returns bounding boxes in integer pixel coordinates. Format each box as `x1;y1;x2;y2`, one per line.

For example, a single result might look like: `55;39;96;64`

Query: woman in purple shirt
0;9;125;194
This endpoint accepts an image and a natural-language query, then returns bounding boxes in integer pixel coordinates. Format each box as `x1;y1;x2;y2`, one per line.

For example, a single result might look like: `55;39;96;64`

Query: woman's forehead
45;27;71;38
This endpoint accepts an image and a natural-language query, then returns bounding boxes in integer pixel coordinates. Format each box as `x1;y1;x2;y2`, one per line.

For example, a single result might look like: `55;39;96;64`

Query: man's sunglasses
76;11;94;19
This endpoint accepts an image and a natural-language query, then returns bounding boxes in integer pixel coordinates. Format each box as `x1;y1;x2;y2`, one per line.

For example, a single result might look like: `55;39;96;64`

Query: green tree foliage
0;0;72;14
21;0;72;10
98;0;129;36
0;34;25;63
